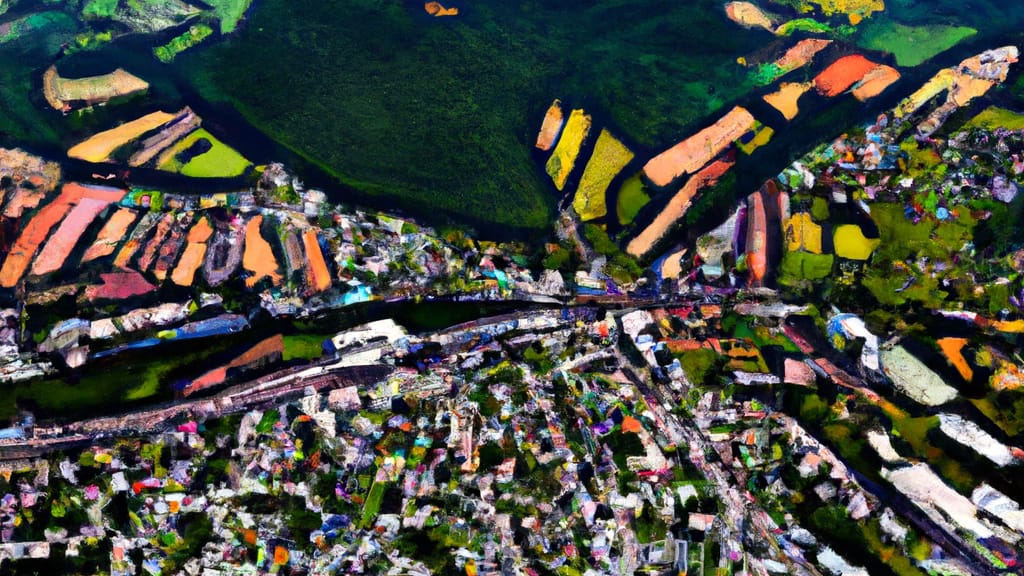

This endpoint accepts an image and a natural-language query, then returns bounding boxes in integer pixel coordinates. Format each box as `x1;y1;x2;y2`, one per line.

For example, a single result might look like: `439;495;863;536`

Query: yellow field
68;111;176;163
546;109;592;191
573;129;634;221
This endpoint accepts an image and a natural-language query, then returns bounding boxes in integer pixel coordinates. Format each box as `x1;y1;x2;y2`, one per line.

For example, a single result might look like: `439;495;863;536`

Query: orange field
171;218;214;287
814;55;880;97
243;215;282;287
82;208;139;262
628;158;734;257
851;64;900;101
642;106;753;187
937;337;972;382
745;191;767;285
185;334;284;396
535;99;565;151
303;230;332;293
68;111;176;163
764;82;811;121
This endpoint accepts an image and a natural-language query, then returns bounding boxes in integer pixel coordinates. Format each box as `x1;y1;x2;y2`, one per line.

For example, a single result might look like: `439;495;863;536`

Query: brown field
0;183;123;287
773;38;832;73
43;65;149;112
137;213;175;272
32;195;124;276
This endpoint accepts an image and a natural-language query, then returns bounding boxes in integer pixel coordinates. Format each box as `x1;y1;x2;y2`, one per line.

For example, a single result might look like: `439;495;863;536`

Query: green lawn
361;481;386;528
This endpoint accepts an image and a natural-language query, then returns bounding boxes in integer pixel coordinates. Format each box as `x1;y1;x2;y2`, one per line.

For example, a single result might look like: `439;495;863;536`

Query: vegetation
361;481;386;528
677;348;720;386
0;330;256;419
202;0;254;33
159;128;252;177
184;0;768;232
616;173;650;226
154;23;212;63
799;393;830;422
780;251;834;283
685;171;737;229
971;393;1024;437
542;246;571;271
811;196;830;221
582;223;642;283
82;0;120;20
967;106;1024;131
775;18;833;36
282;333;327;361
857;18;975;67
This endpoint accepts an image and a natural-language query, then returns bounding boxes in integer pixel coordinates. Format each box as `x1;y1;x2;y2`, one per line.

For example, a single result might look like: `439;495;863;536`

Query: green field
966;106;1024;131
780;251;834;282
615;173;650;226
157;128;252;177
81;0;119;19
282;333;327;361
361;481;386;528
857;18;976;67
0;331;258;419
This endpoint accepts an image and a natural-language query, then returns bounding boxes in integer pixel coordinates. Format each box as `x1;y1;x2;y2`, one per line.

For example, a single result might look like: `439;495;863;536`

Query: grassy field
361;481;386;528
282;333;327;362
857;17;975;67
780;251;834;282
615;173;650;226
966;106;1024;131
163;128;252;177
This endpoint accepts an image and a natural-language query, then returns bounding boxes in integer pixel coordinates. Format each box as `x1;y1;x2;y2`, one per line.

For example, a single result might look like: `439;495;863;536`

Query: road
615;344;820;576
0;299;1005;576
